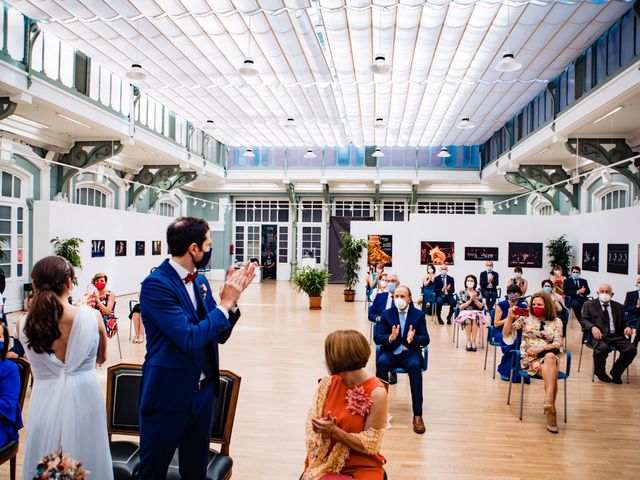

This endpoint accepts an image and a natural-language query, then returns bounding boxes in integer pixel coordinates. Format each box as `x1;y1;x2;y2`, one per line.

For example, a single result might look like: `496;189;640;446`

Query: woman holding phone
503;292;564;434
493;285;527;381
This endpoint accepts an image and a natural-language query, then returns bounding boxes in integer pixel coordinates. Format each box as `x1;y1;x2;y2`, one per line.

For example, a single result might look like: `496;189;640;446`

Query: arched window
596;185;629;211
157;201;177;217
535;202;554;216
0;170;22;199
74;184;111;208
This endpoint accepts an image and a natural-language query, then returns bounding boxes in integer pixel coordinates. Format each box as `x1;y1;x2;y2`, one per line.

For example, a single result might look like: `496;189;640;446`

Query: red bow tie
184;272;198;284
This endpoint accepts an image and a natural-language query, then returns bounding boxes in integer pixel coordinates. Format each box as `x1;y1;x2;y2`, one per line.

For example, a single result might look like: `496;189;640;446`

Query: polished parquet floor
5;281;640;479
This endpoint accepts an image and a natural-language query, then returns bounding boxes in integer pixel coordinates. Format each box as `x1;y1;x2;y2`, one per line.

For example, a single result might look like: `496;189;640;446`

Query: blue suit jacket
368;291;394;323
479;271;499;290
434;275;455;297
374;304;429;354
139;259;240;411
563;277;590;299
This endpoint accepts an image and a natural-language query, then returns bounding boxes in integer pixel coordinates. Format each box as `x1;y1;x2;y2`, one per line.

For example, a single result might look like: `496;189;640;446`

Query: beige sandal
543;405;558;434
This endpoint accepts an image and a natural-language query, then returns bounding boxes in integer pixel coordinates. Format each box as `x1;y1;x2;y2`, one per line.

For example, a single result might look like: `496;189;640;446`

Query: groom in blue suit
374;286;429;434
139;217;255;479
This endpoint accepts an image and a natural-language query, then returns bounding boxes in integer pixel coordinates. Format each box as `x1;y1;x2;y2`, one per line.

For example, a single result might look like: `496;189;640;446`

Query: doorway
261;224;277;279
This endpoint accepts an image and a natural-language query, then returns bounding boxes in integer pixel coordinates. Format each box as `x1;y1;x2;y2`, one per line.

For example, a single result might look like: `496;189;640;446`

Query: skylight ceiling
7;0;633;148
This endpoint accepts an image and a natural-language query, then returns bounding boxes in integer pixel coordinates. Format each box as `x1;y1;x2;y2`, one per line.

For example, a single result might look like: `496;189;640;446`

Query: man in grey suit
580;284;637;384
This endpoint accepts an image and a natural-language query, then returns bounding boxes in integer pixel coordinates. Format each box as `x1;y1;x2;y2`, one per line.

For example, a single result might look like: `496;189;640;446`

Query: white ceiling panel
5;0;634;148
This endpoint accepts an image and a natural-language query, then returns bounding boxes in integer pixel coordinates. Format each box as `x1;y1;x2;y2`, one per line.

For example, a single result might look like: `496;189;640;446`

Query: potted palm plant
546;234;573;276
50;237;83;285
292;266;330;309
338;231;368;302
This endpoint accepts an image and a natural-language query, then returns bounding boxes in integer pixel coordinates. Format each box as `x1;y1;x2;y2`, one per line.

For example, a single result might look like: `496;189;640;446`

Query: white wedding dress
19;306;113;479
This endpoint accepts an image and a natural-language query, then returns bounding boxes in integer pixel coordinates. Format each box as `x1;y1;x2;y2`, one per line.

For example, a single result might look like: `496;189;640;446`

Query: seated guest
369;273;387;302
580;284;637;384
83;273;118;338
129;302;145;343
0;324;23;449
549;265;566;296
454;275;488;352
564;266;590;322
494;285;527;382
542;279;568;337
434;266;456;325
507;267;528;297
479;261;500;311
302;330;387;480
374;286;429;434
421;264;436;315
365;262;385;301
6;294;32;359
503;292;564;433
623;277;640;346
368;274;398;323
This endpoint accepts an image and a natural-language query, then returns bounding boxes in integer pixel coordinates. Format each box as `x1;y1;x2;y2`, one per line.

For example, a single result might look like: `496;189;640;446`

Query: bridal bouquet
33;450;90;479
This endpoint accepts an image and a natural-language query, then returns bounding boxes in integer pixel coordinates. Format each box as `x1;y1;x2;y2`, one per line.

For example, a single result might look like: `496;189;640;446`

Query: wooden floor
5;282;640;479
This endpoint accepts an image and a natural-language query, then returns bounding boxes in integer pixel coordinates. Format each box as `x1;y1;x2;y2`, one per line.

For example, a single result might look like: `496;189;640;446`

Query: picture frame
508;242;543;268
91;240;105;258
464;247;499;261
607;243;628;275
367;235;393;267
582;243;599;272
421;241;455;265
115;240;127;257
152;240;162;256
135;241;145;256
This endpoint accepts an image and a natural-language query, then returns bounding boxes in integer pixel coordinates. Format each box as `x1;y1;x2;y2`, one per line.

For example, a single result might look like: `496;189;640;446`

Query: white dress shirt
385;292;394;310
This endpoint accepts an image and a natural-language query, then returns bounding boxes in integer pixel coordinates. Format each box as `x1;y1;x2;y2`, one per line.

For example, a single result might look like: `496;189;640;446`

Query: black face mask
194;248;212;269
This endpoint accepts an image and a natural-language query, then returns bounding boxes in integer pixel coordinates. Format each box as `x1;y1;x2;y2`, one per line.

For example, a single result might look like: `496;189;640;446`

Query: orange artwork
367;235;392;267
420;241;454;265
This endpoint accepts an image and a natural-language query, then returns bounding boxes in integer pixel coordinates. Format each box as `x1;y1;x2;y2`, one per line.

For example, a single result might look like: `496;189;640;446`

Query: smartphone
514;307;529;317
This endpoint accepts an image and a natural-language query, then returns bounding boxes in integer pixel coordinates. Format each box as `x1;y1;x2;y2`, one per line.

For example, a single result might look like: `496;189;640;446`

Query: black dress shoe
389;372;398;384
596;373;613;383
446;318;452;325
437;317;444;325
610;371;623;384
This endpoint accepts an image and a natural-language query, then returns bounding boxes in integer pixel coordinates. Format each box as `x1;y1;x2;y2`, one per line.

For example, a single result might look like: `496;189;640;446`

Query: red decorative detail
345;385;373;417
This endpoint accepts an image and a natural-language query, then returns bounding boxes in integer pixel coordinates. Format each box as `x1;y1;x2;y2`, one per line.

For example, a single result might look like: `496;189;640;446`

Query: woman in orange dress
302;330;388;480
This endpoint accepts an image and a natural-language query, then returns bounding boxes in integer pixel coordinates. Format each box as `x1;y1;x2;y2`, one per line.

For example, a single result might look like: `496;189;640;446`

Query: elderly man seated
580;284;637;384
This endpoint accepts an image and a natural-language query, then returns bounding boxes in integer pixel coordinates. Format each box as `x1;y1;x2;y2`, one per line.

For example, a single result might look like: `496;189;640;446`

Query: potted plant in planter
292;266;330;309
546;234;573;276
50;237;83;285
338;231;368;302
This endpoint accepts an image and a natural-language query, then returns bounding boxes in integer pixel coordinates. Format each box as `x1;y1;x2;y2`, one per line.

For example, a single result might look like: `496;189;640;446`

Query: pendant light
243;148;255;158
283;117;296;128
437;147;451;158
239;14;258;77
495;51;522;73
456;117;475;129
369;7;390;75
303;149;317;159
126;20;147;82
374;117;386;128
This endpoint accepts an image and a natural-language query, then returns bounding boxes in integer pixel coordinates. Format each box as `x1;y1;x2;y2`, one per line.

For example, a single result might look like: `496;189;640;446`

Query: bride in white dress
18;256;113;480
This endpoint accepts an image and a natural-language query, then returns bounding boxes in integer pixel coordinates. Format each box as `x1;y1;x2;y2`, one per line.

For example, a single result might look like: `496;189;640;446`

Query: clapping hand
220;263;256;311
624;327;633;337
389;325;400;342
444;284;451;292
407;325;415;344
311;412;338;439
578;286;586;295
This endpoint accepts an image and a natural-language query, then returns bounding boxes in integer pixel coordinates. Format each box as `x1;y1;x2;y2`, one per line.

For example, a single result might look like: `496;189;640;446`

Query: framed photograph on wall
91;240;105;258
465;247;499;261
582;243;599;272
115;240;127;257
152;240;162;256
607;243;628;275
367;235;393;267
421;241;455;265
136;241;146;256
508;242;543;268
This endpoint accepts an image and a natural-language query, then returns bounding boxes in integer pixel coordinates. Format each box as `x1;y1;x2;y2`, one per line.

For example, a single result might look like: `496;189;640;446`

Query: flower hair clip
345;386;373;417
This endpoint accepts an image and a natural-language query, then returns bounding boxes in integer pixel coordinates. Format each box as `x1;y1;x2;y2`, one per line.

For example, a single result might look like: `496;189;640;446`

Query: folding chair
577;332;630;384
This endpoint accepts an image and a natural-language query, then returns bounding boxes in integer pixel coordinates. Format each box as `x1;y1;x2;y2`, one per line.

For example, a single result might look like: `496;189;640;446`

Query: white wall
351;205;640;304
33;201;173;299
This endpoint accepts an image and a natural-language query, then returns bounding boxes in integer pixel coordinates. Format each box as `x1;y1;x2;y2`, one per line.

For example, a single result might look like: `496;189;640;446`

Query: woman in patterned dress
302;330;388;480
503;292;564;433
454;274;488;352
90;273;118;338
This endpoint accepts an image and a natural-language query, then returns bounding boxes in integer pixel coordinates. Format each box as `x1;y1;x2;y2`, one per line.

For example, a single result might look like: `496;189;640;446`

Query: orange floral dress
303;376;386;480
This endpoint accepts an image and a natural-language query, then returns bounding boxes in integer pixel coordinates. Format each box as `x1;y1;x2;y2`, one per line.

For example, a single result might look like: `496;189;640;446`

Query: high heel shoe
543;405;558;434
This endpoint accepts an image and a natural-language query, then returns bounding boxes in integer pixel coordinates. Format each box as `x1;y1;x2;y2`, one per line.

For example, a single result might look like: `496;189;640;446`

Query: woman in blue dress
421;264;436;315
494;284;528;381
0;324;23;449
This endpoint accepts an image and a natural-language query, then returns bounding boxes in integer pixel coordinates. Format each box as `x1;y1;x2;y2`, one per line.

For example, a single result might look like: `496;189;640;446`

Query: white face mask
441;271;447;276
515;273;522;278
379;280;387;289
599;293;611;304
466;281;475;288
395;298;408;311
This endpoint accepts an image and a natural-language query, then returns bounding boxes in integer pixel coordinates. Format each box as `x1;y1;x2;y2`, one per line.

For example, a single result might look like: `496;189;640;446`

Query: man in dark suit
479;261;500;311
368;274;399;384
563;265;590;322
580;284;636;384
434;266;456;325
623;277;640;346
374;286;429;434
139;217;255;479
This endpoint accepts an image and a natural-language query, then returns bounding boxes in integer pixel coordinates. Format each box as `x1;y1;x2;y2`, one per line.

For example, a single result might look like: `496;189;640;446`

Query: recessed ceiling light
437;147;451;158
369;54;390;74
242;148;255;158
303;148;317;159
592;106;623;124
125;63;147;81
371;147;384;158
456;117;475;129
495;51;522;73
56;113;91;128
238;58;258;77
